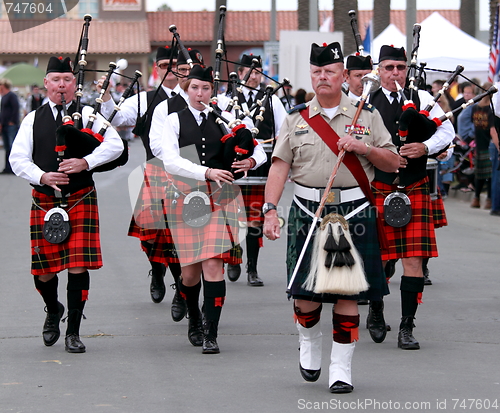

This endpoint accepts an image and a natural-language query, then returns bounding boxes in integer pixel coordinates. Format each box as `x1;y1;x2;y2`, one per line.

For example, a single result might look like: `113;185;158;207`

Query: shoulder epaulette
288;103;307;114
354;100;375;113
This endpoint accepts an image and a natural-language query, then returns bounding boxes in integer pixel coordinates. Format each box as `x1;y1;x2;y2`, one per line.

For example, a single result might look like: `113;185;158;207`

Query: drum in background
234;142;272;185
426;158;438;200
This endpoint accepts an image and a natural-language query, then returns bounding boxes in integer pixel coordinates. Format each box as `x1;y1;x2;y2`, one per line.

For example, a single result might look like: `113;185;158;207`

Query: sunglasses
158;63;174;70
382;64;407;72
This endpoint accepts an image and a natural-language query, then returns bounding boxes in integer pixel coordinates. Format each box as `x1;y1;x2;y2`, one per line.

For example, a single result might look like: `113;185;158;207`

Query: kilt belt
293;183;369;220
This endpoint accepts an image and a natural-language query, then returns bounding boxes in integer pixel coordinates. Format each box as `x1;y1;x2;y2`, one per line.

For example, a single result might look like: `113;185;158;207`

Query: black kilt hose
30;187;102;276
287;196;388;303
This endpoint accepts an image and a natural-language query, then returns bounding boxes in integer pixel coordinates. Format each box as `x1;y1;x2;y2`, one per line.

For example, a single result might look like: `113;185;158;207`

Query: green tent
0;63;45;87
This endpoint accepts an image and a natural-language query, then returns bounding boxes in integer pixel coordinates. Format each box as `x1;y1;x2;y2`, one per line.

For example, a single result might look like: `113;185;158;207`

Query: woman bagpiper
158;65;266;353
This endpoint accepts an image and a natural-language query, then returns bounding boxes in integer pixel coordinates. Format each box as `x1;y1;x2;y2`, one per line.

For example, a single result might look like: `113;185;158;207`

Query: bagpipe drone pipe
55;15;142;173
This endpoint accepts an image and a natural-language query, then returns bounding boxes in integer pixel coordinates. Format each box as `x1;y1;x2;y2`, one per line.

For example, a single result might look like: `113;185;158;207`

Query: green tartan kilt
475;148;492;180
286;196;388;303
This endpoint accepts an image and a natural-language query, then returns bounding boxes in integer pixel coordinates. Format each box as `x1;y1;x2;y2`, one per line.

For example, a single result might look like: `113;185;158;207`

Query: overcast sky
145;0;489;30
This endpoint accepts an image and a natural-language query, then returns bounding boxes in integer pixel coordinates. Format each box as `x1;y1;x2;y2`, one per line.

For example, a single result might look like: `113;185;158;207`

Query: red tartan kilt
131;162;168;233
30;187;102;275
163;178;245;265
239;184;265;223
372;177;438;261
432;189;448;228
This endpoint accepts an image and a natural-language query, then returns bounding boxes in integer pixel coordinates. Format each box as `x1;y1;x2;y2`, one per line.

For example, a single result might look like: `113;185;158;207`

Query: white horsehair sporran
304;213;369;295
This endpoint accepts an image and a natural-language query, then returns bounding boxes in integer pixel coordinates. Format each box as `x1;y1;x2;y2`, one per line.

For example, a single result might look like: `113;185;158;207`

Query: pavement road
1;140;499;412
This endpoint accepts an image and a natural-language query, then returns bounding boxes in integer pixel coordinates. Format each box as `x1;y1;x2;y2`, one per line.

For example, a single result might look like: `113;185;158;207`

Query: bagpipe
55;15;142;174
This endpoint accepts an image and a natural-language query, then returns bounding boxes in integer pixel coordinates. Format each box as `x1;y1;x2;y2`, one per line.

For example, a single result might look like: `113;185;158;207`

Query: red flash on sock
82;290;89;301
214;297;225;307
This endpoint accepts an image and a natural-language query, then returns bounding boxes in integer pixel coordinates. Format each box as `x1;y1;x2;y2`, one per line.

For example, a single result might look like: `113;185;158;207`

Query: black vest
370;88;427;186
141;87;169;160
178;109;225;170
238;89;274;141
167;93;188;115
32;103;94;196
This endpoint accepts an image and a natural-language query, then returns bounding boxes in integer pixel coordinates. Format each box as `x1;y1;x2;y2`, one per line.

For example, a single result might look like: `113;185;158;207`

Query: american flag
488;4;500;82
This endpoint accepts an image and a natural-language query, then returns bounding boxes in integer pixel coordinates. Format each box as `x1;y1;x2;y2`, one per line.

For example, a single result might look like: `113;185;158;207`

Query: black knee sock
333;313;360;344
66;271;90;336
141;240;165;275
179;281;201;318
203;280;226;324
168;262;182;284
34;275;59;314
246;227;262;272
294;304;322;328
400;276;424;319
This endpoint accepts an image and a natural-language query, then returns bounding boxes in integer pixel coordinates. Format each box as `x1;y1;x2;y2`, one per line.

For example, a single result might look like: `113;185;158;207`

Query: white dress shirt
159;105;266;181
381;87;455;155
10;100;123;186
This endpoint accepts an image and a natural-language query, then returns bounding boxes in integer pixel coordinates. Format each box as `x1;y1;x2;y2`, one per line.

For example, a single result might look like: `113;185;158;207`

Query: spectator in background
280;83;295;111
25;84;43;114
0;78;20;174
294;88;307;105
470;82;497;209
305;92;315;102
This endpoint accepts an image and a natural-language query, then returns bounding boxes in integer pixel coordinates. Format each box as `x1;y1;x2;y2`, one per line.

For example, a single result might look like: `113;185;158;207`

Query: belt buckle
324;188;341;205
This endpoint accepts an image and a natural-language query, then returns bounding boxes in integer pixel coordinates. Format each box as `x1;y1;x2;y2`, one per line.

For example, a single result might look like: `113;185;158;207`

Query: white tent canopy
372;12;490;82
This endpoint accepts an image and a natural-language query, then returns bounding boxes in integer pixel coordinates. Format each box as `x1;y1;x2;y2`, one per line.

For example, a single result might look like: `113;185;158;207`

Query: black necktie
390;92;400;110
55;105;63;126
247;91;254;108
200;112;207;131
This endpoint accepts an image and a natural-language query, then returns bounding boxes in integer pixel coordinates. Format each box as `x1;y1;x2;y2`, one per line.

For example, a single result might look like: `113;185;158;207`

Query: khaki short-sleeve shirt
272;93;396;188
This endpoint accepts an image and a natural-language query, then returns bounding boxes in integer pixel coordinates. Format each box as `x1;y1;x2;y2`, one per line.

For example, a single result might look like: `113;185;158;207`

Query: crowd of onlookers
427;78;500;216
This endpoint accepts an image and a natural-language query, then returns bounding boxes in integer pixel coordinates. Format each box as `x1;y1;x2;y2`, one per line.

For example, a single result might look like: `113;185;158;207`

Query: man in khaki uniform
263;42;399;393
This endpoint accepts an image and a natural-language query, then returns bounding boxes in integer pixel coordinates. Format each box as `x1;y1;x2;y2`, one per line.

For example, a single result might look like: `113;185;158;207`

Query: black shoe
170;284;187;322
329;381;353;393
42;302;65;347
423;268;432;285
397;317;420;350
65;333;86;353
202;321;220;354
247;271;264;286
149;265;166;303
299;364;321;382
188;314;204;347
366;301;387;343
202;336;220;354
227;264;241;282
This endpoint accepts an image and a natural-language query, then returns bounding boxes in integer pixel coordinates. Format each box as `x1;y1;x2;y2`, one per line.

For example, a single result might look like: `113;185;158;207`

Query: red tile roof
0;18;150;54
148;10;298;44
148;9;460;43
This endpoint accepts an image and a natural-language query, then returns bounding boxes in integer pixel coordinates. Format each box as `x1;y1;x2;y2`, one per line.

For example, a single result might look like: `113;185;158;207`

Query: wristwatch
262;202;277;215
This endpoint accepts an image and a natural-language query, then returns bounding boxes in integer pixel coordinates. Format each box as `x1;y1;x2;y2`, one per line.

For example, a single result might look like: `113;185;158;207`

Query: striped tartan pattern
129;161;168;240
30;187;102;275
475;148;492;180
240;184;265;223
372;177;438;261
162;179;245;265
432;189;448;229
